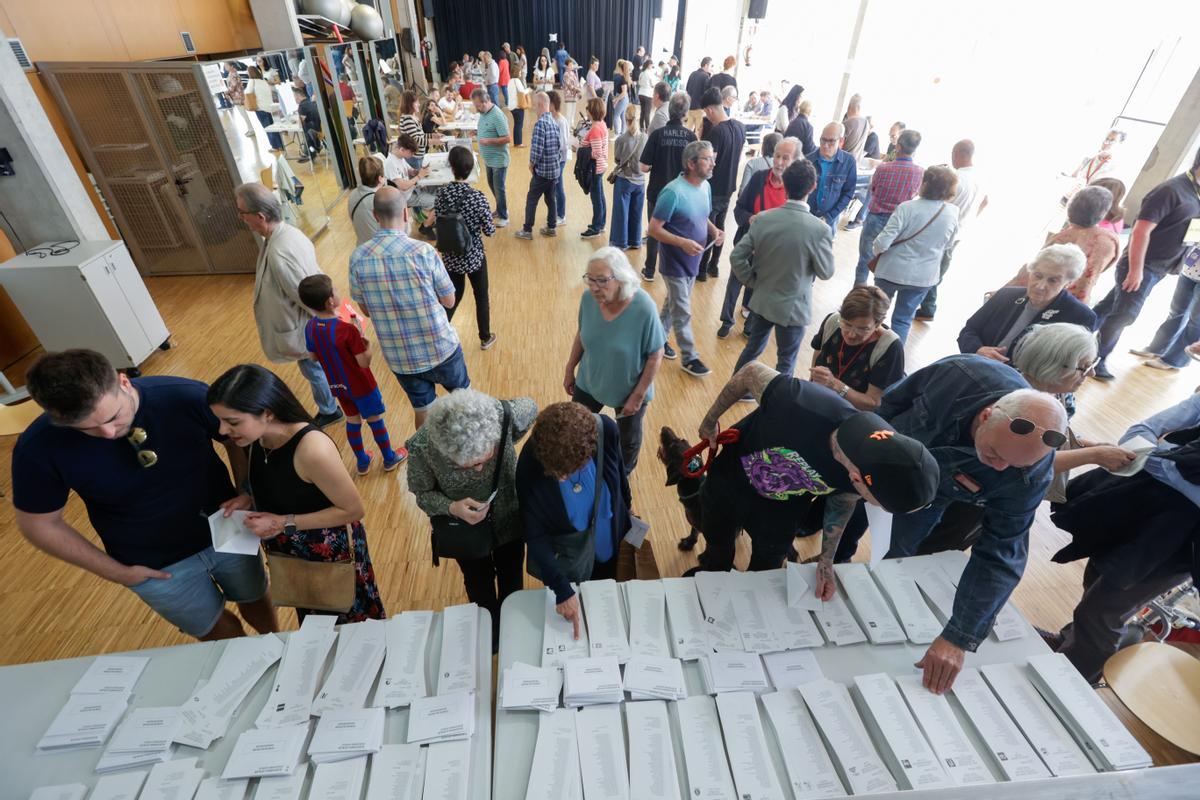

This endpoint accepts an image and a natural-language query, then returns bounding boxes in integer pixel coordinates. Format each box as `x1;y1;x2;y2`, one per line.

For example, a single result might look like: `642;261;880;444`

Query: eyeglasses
127;427;159;468
820;137;839;145
993;408;1067;448
1074;357;1101;375
839;320;878;336
583;273;613;287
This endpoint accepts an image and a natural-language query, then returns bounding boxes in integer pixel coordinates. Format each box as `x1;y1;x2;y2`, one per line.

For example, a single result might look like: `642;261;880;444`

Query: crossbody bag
868;202;945;273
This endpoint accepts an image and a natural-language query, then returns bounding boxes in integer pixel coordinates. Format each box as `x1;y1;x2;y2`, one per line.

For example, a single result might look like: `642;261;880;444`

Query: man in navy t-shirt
11;350;277;640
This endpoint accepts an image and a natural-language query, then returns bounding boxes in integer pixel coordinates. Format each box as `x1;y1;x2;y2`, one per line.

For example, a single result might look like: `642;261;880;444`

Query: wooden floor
1;119;1198;763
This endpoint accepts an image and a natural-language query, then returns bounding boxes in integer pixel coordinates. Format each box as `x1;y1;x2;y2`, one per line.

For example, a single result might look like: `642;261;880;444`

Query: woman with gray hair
405;389;537;641
563;247;666;473
959;243;1097;361
1007;186;1119;303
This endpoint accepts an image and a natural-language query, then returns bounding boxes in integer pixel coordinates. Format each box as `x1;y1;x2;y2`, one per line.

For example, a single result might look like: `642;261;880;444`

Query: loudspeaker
748;0;768;19
652;0;663;18
401;27;418;54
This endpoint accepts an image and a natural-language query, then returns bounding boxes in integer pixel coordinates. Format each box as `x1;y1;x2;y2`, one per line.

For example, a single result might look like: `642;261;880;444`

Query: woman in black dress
208;365;384;623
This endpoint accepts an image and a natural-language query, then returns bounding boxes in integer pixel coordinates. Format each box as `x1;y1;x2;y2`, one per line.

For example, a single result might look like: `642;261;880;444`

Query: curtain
429;0;656;80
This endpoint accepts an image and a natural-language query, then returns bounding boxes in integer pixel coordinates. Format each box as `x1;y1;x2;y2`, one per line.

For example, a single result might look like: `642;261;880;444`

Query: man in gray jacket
730;159;834;378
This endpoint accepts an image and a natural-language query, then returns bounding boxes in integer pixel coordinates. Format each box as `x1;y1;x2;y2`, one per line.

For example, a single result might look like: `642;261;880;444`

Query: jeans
393;346;472;410
854;211;891;286
297;357;338;415
456;538;525;645
609;177;645;248
446;258;492;341
917;239;958;317
555;162;567;219
698;194;732;277
850;174;871;223
613;95;629;135
485;165;508;220
523;174;558;231
720;273;753;326
255;109;284;150
486;83;500;107
734;312;806;376
1093;255;1171;361
659;275;698;362
127;547;267;637
572;385;648;474
644;191;660;275
1145;275;1200;367
875;277;930;345
511;108;525;146
588;177;607;232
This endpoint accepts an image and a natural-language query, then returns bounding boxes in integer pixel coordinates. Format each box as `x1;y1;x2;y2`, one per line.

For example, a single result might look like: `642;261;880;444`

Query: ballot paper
524;708;582;800
833;563;906;645
438;603;480;695
852;673;955;790
256;625;337;728
308;756;368;800
542;586;591;669
675;695;738;800
727;571;783;652
761;649;824;690
786;562;823;611
407;690;476;743
88;771;148;800
575;704;629;800
1111;434;1158;477
580;580;632;662
308;706;385;763
758;569;825;649
692;571;744;651
871;560;944;644
661;577;712;659
1026;652;1152;771
811;587;867;646
980;663;1094;777
951;668;1052;782
194;777;250;800
714;691;786;800
37;692;129;751
624;580;671;658
28;785;87;800
70;655;149;696
797;679;897;796
104;706;181;754
221;725;308;779
626;700;683;800
209;508;262;556
918;554;1026;641
863;504;894;567
563;657;624;706
910;561;959;624
373;610;432;708
366;743;426;800
94;741;175;774
990;602;1028;642
312;619;386;715
141;757;206;800
252;765;308;800
700;651;770;695
894;674;995;786
175;634;284;748
760;689;846;799
623;655;686;701
501;661;563;712
423;738;471;800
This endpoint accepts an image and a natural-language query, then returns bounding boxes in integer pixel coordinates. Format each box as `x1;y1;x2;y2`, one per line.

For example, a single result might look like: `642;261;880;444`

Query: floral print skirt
266;521;385;624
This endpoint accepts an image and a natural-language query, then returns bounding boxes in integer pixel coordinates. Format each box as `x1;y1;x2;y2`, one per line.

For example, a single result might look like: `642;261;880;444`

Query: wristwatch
283;514;297;536
836;383;850;399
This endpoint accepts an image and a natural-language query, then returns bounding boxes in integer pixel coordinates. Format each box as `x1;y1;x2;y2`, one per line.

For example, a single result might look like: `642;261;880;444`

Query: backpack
574;143;596;194
435;210;473;255
819;313;900;370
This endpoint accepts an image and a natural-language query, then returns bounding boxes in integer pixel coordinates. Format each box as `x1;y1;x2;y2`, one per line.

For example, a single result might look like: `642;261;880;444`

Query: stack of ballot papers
580;580;632;662
28;785;87;800
366;743;426;800
980;662;1094;777
762;648;824;690
525;708;582;800
309;756;368;800
833;563;906;645
1026;652;1153;771
713;691;785;800
175;633;284;748
372;610;432;709
257;615;338;727
500;662;563;712
699;651;769;694
142;757;206;800
623;580;671;658
312;619;386;716
407;690;476;743
853;673;955;790
895;675;995;786
761;690;847;799
626;699;683;799
798;679;898;795
437;603;479;695
308;707;385;763
675;695;738;799
87;771;148;800
622;655;686;701
36;692;130;752
220;725;308;780
951;668;1051;782
71;655;149;695
93;706;180;772
562;656;623;706
661;577;711;660
541;586;591;669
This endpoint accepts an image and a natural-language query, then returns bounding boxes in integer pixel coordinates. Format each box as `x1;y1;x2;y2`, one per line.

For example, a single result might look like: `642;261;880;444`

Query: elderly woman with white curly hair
958;243;1097;363
405;389;537;641
563;247;666;474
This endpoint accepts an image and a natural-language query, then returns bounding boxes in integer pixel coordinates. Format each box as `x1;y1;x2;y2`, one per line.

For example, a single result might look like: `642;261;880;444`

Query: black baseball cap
835;412;939;513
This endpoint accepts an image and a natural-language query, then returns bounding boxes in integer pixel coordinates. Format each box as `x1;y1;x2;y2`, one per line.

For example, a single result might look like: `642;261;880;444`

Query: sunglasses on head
994;408;1067;448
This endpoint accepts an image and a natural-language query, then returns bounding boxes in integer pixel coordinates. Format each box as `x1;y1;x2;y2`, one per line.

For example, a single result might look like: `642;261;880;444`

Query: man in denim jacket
879;354;1065;693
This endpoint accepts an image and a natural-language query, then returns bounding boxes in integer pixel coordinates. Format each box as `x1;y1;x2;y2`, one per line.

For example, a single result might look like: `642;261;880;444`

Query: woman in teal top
563;247;666;474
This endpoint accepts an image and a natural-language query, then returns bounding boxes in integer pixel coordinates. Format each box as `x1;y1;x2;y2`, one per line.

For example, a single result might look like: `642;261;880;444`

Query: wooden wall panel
106;2;191;61
175;0;242;56
0;0;128;61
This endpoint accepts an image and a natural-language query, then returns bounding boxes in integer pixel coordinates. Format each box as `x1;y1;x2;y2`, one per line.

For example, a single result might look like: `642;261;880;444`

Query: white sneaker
495;218;509;228
556;217;566;226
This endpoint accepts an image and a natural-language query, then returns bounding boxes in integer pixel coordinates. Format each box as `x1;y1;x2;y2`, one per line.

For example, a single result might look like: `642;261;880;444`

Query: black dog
658;426;705;551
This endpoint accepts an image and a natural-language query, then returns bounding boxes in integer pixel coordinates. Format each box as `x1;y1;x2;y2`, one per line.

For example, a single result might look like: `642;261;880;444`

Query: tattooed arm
815;491;861;600
698;361;779;446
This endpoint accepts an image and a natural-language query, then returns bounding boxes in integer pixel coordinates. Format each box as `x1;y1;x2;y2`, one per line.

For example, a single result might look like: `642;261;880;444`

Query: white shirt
950;165;984;237
637;69;657;98
487;60;500;85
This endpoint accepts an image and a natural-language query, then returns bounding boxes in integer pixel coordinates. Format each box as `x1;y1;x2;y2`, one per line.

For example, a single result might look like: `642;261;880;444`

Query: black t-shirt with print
640;121;697;200
1137;172;1200;263
703;118;746;198
810;313;906;395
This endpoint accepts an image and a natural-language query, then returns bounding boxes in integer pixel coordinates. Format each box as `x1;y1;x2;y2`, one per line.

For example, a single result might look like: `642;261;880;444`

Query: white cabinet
0;240;170;369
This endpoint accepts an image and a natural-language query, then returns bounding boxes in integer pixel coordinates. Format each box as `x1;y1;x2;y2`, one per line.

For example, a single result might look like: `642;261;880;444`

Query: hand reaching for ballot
915;636;965;694
557;594;583;640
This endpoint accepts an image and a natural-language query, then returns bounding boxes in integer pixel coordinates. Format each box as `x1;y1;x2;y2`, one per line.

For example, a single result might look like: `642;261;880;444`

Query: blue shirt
1122;392;1200;510
557;460;614;562
808;149;857;222
529;112;563;178
652;175;712;278
555;48;569;77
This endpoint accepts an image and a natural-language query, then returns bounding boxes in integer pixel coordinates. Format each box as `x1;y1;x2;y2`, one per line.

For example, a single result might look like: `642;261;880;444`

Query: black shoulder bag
430;401;511;565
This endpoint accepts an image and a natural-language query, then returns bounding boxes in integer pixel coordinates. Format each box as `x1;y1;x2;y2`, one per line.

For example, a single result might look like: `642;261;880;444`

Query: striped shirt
399;114;427;156
583;120;609;174
868;156;923;214
349;228;460;374
529;112;563;179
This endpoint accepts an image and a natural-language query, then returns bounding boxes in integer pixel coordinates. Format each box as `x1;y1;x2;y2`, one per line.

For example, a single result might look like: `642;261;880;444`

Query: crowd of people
11;46;1200;694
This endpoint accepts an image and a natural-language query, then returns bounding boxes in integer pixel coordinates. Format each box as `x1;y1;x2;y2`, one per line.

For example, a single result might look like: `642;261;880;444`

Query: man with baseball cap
688;361;938;599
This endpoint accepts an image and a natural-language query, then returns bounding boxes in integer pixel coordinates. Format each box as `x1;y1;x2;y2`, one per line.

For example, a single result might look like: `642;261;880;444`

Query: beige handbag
244;81;259;112
266;531;356;613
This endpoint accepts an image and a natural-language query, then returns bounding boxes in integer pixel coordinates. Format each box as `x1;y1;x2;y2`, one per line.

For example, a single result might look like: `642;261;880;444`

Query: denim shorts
393;346;471;411
127;546;268;637
336;387;386;418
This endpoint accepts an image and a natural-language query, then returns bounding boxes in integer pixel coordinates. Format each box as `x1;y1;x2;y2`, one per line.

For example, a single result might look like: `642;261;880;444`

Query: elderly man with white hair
878;354;1068;694
563;247;666;473
234;182;342;427
959;243;1097;362
515;91;562;240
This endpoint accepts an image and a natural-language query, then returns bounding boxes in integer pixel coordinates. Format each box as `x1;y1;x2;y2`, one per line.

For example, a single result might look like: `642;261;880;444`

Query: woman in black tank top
208;365;384;623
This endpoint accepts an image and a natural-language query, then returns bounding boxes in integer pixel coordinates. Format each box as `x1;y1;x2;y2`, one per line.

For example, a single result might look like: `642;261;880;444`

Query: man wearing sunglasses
878;354;1067;695
11;350;278;642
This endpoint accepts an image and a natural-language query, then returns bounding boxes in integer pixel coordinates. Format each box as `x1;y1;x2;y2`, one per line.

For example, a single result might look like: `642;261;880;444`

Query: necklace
834;336;874;379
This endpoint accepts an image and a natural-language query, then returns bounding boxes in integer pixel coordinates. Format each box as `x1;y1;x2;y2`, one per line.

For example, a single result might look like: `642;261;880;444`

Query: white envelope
209;509;262;556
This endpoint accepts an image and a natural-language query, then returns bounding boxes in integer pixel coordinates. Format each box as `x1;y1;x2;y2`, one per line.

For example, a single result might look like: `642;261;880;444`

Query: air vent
180;31;196;53
8;38;33;71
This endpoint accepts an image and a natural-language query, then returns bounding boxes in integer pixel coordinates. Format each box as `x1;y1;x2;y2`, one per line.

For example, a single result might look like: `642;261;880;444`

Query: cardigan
517;415;632;604
957;287;1097;354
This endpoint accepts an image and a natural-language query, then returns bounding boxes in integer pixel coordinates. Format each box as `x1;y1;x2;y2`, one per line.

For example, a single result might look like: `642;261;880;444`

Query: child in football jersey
299;274;406;475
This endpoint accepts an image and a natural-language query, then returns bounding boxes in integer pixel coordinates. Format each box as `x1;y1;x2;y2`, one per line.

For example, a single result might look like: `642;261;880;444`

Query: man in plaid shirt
350;187;469;427
515;91;563;240
854;129;924;284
